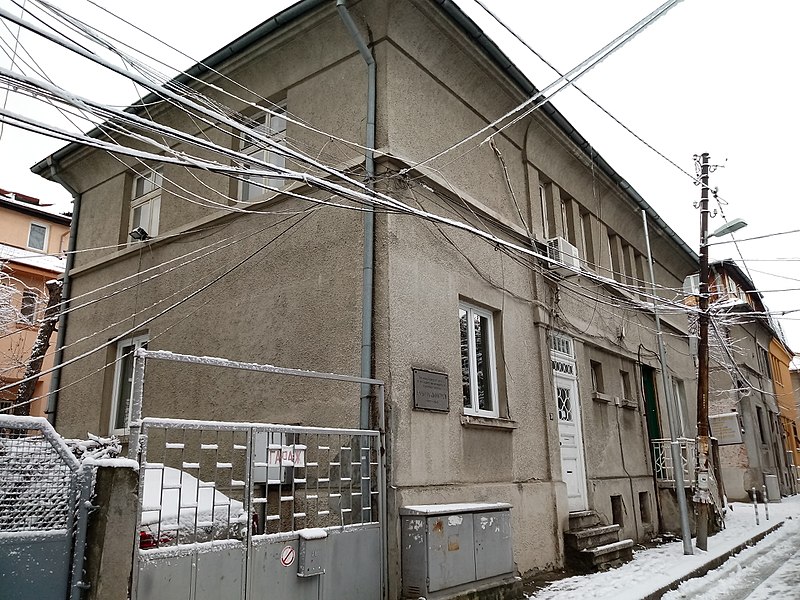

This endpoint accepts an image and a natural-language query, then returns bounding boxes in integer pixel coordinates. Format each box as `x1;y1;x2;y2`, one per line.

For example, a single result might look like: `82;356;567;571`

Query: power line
398;0;684;176
0;209;314;397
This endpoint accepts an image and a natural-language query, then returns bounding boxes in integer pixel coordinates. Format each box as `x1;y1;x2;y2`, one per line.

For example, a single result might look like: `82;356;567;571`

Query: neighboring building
0;188;70;417
771;337;799;493
792;367;800;462
32;0;701;594
704;259;790;500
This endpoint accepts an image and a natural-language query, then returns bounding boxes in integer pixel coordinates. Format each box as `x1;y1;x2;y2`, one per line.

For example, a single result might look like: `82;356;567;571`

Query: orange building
0;188;71;417
770;337;799;493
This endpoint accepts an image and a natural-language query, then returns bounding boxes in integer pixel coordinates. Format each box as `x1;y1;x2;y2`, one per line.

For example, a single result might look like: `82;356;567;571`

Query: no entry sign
280;545;296;567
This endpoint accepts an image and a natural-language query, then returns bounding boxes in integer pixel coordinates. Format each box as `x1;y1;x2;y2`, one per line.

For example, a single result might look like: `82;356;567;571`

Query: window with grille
20;290;37;323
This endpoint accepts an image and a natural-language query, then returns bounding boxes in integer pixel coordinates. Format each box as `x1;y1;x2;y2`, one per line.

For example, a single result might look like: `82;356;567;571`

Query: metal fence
136;419;381;544
0;415;92;600
129;350;386;600
652;437;696;487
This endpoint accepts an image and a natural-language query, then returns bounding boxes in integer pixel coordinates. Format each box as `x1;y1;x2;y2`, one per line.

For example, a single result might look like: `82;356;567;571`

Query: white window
27;223;48;252
238;103;287;202
459;303;499;417
539;184;550;237
672;377;690;437
110;334;148;433
130;169;162;240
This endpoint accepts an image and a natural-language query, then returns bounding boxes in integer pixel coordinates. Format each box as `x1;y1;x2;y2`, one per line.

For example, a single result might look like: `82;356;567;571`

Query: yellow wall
0;205;70;255
1;204;70;417
770;337;799;471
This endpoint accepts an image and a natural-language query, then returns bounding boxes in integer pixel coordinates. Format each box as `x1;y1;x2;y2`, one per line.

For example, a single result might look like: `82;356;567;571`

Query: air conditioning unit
547;237;580;275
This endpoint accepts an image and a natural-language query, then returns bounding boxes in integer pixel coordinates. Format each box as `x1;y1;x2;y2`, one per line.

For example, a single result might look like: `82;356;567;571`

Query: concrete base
415;575;524;600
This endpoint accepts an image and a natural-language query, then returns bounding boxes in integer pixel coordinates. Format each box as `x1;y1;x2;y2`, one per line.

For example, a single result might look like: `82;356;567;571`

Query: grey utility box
297;528;327;577
764;475;781;503
400;502;513;598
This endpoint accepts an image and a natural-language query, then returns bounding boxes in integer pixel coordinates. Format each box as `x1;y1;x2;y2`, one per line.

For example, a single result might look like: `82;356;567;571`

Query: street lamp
695;153;747;551
709;218;748;240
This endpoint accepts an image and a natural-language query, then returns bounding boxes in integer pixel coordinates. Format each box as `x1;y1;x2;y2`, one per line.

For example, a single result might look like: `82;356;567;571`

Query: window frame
27;222;49;252
590;360;604;393
109;334;148;434
459;302;500;418
130;168;163;240
671;377;690;437
237;102;287;203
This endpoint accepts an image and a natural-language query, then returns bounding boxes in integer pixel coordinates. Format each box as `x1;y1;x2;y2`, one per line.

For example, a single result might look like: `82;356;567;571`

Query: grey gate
0;415;92;600
129;350;386;600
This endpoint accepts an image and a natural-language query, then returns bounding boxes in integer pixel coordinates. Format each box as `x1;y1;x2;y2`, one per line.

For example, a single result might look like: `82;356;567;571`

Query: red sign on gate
280;545;296;567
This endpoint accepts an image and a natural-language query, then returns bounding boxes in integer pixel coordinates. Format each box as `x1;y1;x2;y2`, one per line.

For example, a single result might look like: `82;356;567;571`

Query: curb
641;521;785;600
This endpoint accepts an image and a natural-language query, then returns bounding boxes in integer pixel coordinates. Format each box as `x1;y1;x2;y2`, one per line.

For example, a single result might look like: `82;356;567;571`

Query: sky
1;0;798;352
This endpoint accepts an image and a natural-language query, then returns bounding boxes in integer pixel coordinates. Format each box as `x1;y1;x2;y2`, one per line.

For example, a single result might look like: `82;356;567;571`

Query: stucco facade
706;261;791;501
0;190;70;417
34;0;701;593
770;337;798;492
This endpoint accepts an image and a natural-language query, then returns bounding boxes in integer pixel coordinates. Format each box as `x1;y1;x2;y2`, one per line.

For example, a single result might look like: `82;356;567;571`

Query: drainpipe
44;157;81;426
337;0;376;431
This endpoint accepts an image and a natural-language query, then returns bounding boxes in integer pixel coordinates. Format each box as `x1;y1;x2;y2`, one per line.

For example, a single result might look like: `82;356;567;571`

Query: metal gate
129;350;386;600
0;415;92;600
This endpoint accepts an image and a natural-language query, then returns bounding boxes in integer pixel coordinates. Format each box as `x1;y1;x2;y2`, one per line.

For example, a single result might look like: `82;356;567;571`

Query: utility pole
695;152;712;550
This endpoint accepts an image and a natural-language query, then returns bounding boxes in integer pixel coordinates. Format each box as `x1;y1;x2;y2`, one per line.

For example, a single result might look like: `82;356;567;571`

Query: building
31;0;701;594
704;259;791;501
770;335;799;493
0;188;70;417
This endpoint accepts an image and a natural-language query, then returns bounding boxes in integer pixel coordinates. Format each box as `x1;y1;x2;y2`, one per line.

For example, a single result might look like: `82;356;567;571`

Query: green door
641;366;662;472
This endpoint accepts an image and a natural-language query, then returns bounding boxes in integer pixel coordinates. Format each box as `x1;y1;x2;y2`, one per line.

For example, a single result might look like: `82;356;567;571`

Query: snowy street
664;514;800;600
528;496;800;600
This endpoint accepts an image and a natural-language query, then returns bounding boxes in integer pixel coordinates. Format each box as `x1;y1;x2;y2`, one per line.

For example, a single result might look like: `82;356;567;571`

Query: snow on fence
136;418;381;552
0;415;80;532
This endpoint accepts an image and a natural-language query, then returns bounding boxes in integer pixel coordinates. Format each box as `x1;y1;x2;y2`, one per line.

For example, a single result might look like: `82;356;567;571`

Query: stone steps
565;524;622;551
565;510;634;573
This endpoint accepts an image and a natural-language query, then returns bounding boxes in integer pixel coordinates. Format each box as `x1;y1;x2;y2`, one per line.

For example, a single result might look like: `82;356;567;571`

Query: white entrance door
555;372;588;512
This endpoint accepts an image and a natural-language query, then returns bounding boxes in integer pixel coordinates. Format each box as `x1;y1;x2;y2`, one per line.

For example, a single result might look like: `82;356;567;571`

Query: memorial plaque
413;369;449;412
709;412;743;445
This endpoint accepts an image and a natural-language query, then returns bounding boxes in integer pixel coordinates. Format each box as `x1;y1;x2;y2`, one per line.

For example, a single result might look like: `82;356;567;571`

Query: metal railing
136;418;382;549
652;437;696;487
0;415;93;600
128;349;387;600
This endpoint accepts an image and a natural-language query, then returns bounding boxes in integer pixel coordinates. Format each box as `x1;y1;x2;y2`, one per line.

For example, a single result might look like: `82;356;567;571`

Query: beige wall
0;205;70;256
43;0;702;590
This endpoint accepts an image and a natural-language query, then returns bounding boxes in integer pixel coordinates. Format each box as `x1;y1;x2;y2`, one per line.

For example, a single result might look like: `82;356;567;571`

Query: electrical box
764;475;781;503
297;528;327;577
400;503;513;598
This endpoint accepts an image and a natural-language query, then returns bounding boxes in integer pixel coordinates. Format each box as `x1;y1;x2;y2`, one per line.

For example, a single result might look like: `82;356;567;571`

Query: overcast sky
1;0;798;353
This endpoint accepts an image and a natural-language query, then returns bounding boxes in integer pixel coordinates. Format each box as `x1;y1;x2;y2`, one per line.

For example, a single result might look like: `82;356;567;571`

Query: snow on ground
528;496;800;600
663;508;800;600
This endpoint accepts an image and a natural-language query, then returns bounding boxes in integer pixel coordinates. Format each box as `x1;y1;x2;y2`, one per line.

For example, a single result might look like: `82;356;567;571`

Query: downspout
337;0;376;431
44;157;81;426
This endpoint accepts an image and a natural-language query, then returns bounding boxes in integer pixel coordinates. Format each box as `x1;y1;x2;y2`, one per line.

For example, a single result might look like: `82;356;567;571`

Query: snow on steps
565;524;622;551
565;510;634;572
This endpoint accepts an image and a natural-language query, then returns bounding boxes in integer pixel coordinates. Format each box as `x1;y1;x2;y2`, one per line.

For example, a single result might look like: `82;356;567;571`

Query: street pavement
528;496;800;600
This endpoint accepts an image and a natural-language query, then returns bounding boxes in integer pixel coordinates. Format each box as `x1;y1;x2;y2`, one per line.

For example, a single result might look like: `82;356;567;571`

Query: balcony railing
652;438;695;487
